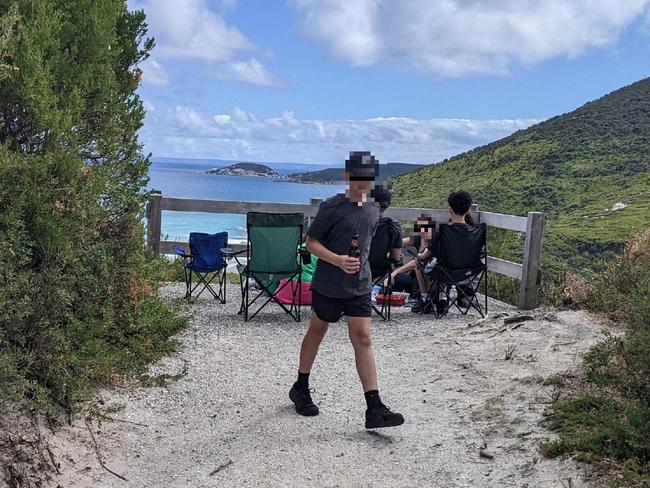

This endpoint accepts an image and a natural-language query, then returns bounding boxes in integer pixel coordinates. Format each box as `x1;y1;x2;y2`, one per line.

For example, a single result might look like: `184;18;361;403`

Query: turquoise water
147;158;346;243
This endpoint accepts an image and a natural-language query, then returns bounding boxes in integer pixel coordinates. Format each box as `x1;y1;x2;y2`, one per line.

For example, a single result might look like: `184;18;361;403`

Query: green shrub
0;1;186;416
542;229;650;485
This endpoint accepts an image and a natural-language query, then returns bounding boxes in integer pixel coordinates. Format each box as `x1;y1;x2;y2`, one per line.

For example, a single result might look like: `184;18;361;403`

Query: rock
479;449;495;460
504;315;535;325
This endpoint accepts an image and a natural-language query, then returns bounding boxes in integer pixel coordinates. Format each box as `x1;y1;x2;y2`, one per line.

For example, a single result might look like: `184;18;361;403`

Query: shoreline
204;171;341;185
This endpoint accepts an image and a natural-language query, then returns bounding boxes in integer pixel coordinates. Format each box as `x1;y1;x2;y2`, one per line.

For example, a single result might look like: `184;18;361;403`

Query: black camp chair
174;231;228;303
424;223;488;318
239;212;309;322
369;217;402;320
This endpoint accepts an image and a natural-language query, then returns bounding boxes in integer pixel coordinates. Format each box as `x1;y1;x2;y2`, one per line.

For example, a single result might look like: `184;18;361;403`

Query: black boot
289;383;319;416
365;403;405;429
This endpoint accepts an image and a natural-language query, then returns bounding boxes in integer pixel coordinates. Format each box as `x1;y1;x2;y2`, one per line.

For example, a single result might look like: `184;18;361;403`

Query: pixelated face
348;176;375;195
414;219;433;237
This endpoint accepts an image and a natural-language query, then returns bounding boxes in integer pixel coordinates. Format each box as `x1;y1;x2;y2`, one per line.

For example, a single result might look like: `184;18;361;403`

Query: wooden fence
146;191;545;309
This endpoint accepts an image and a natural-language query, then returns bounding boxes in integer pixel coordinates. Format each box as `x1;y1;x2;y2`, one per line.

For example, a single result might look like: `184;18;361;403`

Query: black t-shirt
426;215;476;254
307;194;379;298
369;217;402;276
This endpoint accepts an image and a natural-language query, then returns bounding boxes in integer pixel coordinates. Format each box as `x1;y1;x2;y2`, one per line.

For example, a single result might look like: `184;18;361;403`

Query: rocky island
207;162;280;178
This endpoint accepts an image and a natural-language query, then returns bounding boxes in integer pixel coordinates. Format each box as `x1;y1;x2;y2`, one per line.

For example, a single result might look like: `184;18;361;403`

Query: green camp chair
240;212;310;322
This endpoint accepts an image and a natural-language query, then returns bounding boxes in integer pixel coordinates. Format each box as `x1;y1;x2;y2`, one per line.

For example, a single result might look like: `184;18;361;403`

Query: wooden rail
146;191;545;309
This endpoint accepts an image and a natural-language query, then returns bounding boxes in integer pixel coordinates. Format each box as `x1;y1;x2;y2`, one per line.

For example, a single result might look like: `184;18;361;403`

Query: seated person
383;214;435;294
369;187;402;279
387;209;474;296
411;191;478;313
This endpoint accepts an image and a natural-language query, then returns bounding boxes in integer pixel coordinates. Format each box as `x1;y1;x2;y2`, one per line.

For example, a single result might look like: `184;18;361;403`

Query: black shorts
311;290;372;323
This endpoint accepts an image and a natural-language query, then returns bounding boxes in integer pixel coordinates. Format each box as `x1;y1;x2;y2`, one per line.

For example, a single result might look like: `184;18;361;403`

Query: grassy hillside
288;162;427;183
391;78;650;277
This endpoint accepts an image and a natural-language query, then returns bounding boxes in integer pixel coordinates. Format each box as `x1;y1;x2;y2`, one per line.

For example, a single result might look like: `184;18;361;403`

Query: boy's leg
290;308;330;417
346;315;378;391
298;311;329;373
346;314;404;429
414;266;429;295
412;266;433;313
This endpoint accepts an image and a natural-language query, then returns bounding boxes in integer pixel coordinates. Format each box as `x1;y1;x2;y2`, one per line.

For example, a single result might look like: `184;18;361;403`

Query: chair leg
244;272;249;321
183;266;190;300
244;273;302;322
188;268;193;301
297;275;302;322
238;271;245;314
221;268;227;304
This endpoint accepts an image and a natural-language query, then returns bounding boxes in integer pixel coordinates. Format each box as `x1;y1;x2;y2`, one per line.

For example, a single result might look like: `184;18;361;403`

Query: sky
130;0;650;165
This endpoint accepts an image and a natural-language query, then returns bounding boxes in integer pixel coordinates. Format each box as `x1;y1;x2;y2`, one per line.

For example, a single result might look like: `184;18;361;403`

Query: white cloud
214;58;287;87
131;0;282;87
139;105;539;163
289;0;650;78
140;0;252;62
141;58;169;86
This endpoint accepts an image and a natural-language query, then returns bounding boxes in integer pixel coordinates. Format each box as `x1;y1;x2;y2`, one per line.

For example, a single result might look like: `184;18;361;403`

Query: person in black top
368;186;402;279
411;191;476;313
289;152;404;430
382;214;433;293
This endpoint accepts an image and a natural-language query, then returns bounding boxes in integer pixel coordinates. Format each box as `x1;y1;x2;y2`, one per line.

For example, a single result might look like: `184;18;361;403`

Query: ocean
147;157;347;243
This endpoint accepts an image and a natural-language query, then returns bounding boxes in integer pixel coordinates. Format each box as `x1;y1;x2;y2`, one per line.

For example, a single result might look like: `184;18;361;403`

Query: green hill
288;162;427;183
391;78;650;277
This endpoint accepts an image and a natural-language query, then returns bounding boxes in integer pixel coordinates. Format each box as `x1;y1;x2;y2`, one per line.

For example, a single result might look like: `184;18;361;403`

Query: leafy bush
0;1;186;416
542;229;650;486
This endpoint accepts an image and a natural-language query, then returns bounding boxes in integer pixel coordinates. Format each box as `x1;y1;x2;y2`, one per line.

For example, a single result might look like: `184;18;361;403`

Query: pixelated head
344;151;378;196
448;191;473;216
371;186;392;211
345;151;378;179
414;214;433;236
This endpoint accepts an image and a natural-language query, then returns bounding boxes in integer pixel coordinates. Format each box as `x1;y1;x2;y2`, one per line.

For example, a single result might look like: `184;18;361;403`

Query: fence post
147;191;162;256
470;204;480;224
308;198;323;228
519;211;545;309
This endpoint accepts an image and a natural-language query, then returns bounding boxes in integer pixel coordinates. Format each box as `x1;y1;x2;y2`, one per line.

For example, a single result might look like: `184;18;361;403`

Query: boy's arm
392;260;416;275
306;236;360;274
417;248;432;262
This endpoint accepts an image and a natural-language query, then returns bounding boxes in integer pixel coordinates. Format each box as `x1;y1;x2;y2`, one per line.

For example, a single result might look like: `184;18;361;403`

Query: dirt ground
4;284;611;488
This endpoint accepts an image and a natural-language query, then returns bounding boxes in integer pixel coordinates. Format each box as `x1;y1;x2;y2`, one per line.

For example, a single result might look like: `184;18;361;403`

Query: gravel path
51;284;608;488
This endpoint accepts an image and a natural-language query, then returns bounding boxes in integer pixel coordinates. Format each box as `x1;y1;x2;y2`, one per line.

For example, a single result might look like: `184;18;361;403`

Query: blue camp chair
174;232;228;302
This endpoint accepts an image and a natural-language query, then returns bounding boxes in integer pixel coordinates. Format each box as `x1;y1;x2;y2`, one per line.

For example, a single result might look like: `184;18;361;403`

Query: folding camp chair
424;223;488;318
369;217;401;320
239;212;309;322
174;231;228;303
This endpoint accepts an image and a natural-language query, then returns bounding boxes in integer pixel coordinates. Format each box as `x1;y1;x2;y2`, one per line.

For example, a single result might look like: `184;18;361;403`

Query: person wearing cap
289;151;405;429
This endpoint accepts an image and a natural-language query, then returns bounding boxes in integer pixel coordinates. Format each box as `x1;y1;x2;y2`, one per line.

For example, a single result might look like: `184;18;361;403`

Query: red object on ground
273;279;312;305
376;293;407;306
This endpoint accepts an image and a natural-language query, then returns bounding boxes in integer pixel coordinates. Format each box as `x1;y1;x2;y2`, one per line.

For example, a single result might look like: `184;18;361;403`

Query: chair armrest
298;248;312;265
221;247;247;257
173;245;191;259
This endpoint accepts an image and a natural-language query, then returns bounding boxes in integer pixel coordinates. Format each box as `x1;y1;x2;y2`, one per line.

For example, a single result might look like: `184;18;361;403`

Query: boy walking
289;151;404;429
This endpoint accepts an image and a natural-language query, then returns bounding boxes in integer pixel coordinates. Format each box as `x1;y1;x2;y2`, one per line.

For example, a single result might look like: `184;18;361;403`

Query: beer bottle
348;233;361;258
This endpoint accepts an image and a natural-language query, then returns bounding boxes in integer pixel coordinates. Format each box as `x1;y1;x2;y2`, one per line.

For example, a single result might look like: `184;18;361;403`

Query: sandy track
48;284;607;488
